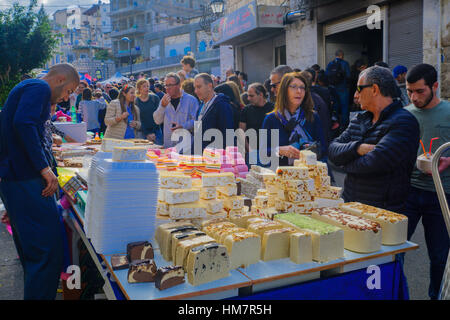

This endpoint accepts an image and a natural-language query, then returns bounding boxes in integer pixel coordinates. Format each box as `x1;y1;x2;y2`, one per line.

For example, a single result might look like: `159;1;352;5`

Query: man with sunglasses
102;83;113;103
269;65;293;99
329;66;420;214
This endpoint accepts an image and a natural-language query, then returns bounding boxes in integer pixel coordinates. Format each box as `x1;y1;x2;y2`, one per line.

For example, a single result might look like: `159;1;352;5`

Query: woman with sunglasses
262;72;327;167
104;84;141;139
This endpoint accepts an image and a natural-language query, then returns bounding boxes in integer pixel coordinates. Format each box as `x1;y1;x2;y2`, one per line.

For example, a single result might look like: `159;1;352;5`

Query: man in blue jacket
0;63;80;299
328;66;420;212
326;49;351;128
193;73;234;154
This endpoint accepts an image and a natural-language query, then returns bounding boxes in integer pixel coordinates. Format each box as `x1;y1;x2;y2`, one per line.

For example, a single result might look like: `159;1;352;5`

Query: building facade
110;0;221;79
48;2;114;81
212;0;287;84
213;0;449;100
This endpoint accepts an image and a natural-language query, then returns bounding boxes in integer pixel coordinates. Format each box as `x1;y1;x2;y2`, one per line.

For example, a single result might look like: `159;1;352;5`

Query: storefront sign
211;1;284;45
212;1;257;44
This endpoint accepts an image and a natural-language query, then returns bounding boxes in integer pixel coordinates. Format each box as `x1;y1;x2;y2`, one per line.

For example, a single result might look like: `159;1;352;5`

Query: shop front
317;0;423;70
211;1;286;83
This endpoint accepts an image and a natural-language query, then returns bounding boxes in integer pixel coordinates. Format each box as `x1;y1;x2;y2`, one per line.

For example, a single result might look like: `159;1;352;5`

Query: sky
0;0;109;16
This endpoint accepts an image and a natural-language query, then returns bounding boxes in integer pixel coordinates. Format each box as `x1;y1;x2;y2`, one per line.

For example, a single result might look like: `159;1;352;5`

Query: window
164;34;190;58
275;45;286;67
149;40;160;60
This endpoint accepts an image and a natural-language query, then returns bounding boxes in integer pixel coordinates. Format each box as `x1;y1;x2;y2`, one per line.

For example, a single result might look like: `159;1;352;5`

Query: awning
211;1;285;46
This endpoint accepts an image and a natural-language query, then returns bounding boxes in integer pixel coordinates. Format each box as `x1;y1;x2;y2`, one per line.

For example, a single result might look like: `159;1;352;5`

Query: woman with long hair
104;84;141;139
135;79;162;144
227;75;244;94
214;82;242;130
262;72;327;167
225;81;244;109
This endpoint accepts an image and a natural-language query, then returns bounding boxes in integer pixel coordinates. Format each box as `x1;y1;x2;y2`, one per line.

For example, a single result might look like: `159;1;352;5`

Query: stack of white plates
85;158;159;255
85;151;112;238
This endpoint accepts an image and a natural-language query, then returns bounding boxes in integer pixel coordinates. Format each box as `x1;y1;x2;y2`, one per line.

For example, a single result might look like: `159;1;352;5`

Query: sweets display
112;147;148;162
186;243;231;286
237;165;275;199
127;259;158;283
111;254;130;271
127;241;154;262
203;147;249;178
174;235;216;268
289;232;313;264
275;213;344;262
159;171;192;189
261;227;297;261
63;141;413;291
158;224;197;260
223;231;261;269
311;207;382;253
201;172;235;187
171;231;207;262
164;189;200;205
339;202;408;245
101;138;134;152
154;266;185;290
246;151;344;218
63;158;84;168
168;202;207;220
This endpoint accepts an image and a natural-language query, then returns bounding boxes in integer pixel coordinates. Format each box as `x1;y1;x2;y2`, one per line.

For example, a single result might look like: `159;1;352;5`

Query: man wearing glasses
269;65;293;99
153;72;199;148
102;83;113;103
328;66;420;213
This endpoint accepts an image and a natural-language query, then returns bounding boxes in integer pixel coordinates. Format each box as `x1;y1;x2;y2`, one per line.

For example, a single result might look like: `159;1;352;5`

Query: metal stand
431;142;450;300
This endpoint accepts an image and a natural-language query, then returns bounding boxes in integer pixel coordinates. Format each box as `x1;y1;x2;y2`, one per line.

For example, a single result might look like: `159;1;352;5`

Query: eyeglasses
356;84;373;93
288;85;306;91
165;83;179;88
270;82;280;89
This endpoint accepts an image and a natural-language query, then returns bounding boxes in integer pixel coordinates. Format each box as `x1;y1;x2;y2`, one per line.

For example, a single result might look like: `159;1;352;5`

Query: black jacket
193;93;234;153
328;100;420;212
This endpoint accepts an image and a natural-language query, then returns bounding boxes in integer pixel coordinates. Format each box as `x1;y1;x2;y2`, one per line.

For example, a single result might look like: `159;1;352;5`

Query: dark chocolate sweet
127;241;154;262
154;266;185;290
243;197;252;209
236;181;242;196
111;254;129;270
127;259;157;283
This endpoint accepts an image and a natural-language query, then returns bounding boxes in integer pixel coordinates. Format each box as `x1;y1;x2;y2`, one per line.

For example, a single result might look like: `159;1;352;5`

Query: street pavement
0;171;432;299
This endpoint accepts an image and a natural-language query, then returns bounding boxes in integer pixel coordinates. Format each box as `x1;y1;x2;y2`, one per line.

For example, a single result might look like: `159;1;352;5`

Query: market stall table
65;197;418;300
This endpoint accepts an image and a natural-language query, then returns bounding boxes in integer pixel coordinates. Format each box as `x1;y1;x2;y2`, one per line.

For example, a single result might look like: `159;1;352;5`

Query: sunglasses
270;82;280;88
356;84;373;93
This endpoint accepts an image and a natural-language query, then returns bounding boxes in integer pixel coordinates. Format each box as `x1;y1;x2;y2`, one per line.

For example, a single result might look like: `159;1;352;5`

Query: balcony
109;3;147;17
110;26;147;38
116;48;220;75
114;47;143;58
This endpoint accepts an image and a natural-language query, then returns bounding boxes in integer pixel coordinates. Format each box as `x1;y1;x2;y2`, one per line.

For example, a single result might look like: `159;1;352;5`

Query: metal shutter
324;7;387;37
388;0;423;69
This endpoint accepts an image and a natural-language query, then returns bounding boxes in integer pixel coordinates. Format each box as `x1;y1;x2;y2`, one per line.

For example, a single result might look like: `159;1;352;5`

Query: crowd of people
0;51;448;300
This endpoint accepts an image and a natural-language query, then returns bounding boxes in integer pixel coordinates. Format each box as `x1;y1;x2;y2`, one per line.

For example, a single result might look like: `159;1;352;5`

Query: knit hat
393;65;407;79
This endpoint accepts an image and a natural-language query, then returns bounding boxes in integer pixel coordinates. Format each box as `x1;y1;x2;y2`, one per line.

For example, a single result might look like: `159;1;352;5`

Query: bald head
43;63;80;104
46;63;80;84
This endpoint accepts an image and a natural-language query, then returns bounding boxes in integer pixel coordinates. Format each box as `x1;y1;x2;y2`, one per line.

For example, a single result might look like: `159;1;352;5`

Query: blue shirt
123;105;135;139
0;79;51;180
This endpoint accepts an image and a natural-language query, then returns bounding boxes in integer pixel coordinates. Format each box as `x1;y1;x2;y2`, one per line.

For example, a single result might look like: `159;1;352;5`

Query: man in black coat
193;73;234;154
328;66;420;212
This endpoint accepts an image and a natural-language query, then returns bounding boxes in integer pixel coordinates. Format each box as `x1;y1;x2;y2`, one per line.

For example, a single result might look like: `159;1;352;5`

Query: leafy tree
0;0;58;107
94;49;113;61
